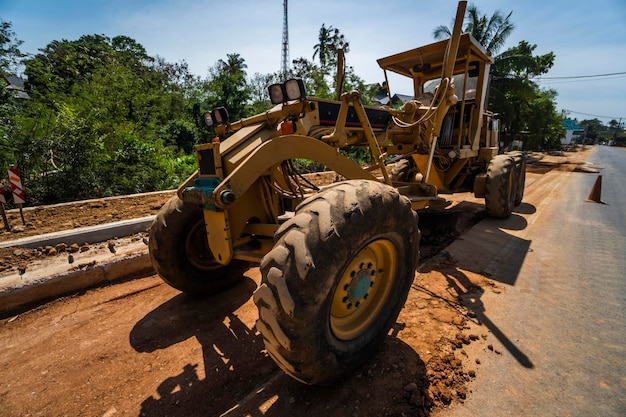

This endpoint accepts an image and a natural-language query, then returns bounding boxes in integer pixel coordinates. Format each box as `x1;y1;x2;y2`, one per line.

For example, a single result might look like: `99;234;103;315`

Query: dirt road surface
440;145;626;417
0;149;593;416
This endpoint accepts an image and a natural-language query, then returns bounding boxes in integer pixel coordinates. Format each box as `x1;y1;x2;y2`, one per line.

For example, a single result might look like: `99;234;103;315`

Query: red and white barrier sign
8;167;25;204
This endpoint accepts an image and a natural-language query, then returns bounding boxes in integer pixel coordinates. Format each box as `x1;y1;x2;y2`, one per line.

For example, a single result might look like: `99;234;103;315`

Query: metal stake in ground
8;167;26;225
0;192;10;231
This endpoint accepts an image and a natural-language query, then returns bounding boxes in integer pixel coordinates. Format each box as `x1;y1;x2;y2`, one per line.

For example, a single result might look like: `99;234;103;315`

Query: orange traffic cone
585;175;605;204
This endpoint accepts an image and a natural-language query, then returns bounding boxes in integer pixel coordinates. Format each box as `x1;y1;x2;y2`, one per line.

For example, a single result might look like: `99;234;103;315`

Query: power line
535;74;626;85
536;71;626;80
563;109;625;121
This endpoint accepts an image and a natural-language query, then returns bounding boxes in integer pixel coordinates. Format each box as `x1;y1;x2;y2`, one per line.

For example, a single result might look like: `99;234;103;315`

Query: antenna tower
281;0;290;77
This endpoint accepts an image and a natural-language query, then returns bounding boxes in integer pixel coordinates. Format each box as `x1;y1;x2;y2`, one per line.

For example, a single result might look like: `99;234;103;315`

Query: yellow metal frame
179;1;504;265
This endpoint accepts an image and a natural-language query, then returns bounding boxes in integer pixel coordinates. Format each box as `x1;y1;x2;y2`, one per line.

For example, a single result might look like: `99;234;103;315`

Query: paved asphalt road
439;146;626;417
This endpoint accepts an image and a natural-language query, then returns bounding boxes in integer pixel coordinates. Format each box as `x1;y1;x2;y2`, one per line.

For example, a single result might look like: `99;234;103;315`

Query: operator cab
377;33;494;151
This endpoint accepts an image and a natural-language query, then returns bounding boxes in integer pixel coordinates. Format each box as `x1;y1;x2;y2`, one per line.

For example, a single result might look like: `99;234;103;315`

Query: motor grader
149;1;525;385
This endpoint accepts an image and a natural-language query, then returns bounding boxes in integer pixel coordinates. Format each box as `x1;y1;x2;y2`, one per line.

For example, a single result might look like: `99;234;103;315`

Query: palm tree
218;53;247;76
313;24;334;68
433;4;514;54
313;24;350;69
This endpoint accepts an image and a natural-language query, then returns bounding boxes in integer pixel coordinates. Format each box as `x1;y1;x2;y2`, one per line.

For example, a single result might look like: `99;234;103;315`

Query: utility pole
281;0;290;78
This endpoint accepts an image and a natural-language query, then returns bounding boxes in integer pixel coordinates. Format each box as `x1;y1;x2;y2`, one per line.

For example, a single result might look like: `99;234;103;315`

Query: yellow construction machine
149;1;525;385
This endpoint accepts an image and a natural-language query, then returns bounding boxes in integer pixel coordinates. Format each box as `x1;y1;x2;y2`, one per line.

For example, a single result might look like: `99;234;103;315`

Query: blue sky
2;0;625;124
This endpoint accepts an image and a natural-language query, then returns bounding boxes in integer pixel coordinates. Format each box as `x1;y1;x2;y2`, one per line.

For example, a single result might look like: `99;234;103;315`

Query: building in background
561;119;584;145
2;75;29;100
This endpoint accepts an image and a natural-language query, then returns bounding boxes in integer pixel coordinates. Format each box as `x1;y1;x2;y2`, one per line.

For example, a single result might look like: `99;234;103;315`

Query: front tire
253;180;420;385
149;196;250;295
485;155;517;218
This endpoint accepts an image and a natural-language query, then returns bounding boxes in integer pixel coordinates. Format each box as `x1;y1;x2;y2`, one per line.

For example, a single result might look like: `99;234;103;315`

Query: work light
268;79;307;104
211;107;229;125
268;83;285;105
284;78;306;101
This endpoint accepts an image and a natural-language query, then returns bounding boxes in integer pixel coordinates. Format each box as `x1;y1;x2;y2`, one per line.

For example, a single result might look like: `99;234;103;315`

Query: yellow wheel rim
330;238;397;341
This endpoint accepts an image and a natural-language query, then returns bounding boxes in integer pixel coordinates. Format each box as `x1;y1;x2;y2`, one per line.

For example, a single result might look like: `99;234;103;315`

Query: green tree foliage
0;20;26;75
1;20;27;172
4;20;379;204
341;65;379;105
288;25;374;167
606;119;625;145
574;119;625;145
523;89;564;149
205;53;251;122
489;41;561;149
494;41;555;79
0;83;16;170
9;34;207;203
247;72;278;115
433;3;514;54
608;119;621;130
290;57;331;98
313;24;350;71
579;118;603;141
294;24;375;103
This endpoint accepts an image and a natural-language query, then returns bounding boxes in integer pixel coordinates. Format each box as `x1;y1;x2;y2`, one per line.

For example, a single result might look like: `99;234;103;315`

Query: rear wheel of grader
507;151;526;206
390;158;420;182
149;196;250;295
485;154;517;218
254;180;420;385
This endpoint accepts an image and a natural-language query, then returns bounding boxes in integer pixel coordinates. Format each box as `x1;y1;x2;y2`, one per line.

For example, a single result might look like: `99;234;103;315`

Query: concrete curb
0;216;155;249
0;250;154;318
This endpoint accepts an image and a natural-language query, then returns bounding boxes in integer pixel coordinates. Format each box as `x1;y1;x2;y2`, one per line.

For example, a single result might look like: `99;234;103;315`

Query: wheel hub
330;239;397;341
344;264;376;309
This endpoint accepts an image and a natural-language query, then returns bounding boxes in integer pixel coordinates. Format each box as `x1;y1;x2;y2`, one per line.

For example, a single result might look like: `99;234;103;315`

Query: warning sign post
8;167;26;225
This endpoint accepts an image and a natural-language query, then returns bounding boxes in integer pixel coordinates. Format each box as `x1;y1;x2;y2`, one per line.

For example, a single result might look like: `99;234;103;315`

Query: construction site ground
0;148;594;417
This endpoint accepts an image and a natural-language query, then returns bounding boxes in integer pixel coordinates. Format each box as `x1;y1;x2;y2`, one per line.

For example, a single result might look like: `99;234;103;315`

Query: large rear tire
485;155;516;218
254;180;420;385
149;196;250;295
507;151;526;206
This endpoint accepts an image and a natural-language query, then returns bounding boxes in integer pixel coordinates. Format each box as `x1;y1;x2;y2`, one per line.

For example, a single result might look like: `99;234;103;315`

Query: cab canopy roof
376;33;493;80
